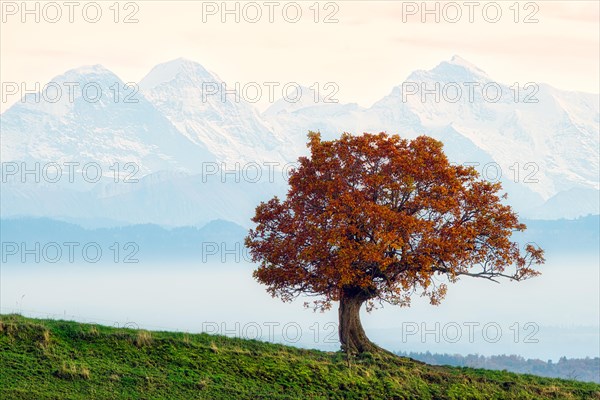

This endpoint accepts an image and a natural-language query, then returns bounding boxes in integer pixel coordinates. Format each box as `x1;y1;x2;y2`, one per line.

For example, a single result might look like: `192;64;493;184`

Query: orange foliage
246;132;544;311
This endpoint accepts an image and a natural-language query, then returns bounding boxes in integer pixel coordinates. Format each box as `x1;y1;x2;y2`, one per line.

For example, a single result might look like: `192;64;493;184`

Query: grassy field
1;314;598;399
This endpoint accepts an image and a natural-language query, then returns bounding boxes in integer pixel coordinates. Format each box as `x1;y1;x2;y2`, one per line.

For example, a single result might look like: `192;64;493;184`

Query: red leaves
246;132;544;311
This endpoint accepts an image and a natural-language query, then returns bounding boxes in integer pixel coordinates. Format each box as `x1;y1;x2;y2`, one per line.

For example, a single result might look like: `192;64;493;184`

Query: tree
246;132;544;355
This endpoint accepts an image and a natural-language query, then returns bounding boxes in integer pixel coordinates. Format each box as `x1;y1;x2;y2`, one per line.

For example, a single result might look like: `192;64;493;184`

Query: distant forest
397;351;600;383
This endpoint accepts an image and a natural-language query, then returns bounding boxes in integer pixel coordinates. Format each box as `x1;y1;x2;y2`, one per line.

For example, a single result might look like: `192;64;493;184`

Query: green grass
1;314;598;399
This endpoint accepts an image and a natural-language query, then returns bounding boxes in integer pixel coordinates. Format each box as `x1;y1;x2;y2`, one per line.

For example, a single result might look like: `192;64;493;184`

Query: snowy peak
54;64;126;90
0;60;216;173
5;64;129;119
447;55;488;76
139;58;219;91
434;55;489;79
62;64;116;77
138;58;286;164
407;55;489;83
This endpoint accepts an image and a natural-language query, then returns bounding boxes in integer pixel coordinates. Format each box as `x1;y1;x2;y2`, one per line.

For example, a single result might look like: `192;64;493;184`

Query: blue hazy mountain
1;215;597;264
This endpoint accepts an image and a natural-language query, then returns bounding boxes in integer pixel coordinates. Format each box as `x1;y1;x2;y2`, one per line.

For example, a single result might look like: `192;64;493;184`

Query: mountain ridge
1;56;598;223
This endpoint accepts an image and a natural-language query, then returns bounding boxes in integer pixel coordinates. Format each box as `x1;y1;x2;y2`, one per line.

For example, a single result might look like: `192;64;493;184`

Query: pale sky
1;0;599;112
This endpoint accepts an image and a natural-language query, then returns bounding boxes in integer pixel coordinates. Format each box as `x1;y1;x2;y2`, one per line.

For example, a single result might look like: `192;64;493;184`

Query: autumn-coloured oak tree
246;132;544;355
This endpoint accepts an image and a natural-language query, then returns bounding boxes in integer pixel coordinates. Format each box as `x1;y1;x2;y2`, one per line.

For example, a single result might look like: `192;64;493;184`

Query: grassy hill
1;314;598;399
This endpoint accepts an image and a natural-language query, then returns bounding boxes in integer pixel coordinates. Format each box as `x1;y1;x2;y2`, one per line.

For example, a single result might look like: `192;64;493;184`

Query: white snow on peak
407;55;489;81
447;55;488;75
139;58;218;91
63;64;116;77
401;55;490;92
138;58;287;164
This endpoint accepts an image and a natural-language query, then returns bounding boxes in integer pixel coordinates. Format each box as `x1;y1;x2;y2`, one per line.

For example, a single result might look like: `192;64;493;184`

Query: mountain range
1;56;598;227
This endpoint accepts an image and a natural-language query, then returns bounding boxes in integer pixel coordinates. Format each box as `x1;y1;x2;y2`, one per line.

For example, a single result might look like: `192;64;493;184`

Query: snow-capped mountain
0;65;215;175
263;55;599;218
139;58;289;164
1;56;598;225
373;56;599;198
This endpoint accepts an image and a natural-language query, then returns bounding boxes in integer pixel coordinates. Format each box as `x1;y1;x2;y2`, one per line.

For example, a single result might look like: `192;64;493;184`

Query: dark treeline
397;351;600;383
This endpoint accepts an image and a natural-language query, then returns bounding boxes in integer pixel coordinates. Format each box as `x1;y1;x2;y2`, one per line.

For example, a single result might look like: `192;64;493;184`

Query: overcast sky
1;1;598;112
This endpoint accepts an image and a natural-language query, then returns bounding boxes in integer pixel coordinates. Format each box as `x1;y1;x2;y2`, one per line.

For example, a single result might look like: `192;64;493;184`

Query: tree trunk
338;291;379;354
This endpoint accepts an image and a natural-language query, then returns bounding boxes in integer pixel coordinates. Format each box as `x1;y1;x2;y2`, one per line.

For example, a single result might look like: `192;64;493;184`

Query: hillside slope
1;315;598;399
